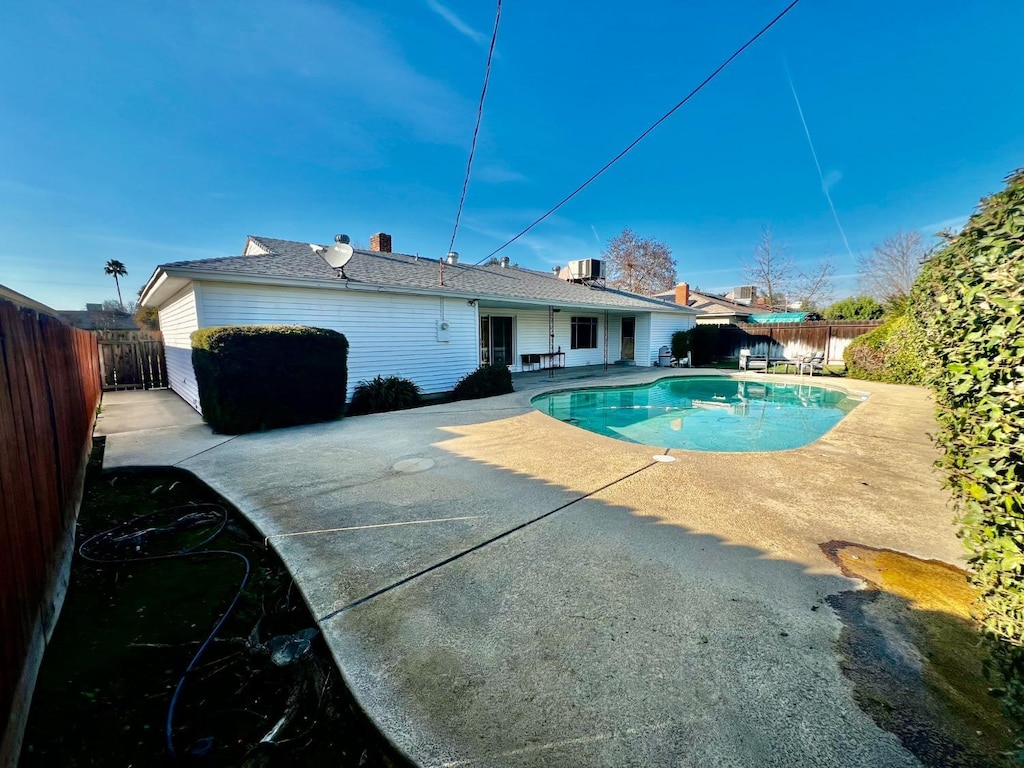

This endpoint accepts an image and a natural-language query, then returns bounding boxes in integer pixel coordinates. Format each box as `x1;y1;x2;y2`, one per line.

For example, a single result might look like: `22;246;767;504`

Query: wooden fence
96;330;166;390
0;293;101;767
710;320;883;365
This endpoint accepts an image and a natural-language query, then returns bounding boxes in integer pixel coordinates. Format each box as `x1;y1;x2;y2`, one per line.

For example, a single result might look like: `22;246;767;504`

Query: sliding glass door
480;316;514;366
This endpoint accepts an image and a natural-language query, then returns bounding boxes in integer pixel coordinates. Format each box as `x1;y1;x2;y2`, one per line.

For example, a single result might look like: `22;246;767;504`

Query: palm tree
104;260;128;310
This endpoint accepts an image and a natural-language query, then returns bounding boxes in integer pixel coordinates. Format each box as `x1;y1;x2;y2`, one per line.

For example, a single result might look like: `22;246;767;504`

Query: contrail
783;60;854;260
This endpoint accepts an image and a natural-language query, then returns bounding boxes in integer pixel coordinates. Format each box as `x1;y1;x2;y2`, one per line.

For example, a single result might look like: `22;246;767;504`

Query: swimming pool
531;376;864;452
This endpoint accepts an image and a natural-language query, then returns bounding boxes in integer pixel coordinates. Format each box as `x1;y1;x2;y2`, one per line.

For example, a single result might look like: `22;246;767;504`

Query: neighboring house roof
653;287;754;317
59;310;140;330
143;235;697;314
1;283;61;316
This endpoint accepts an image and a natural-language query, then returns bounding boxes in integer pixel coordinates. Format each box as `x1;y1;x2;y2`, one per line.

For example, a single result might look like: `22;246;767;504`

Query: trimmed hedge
348;375;421;415
191;325;348;434
670;330;691;362
452;364;513;401
843;311;926;384
687;325;720;366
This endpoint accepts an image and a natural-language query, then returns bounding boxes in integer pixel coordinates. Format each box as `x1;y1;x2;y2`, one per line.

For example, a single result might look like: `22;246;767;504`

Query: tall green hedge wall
915;168;1024;646
191;325;348;434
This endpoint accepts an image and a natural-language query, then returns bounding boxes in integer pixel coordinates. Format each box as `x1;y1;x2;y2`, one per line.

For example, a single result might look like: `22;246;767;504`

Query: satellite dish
324;242;353;270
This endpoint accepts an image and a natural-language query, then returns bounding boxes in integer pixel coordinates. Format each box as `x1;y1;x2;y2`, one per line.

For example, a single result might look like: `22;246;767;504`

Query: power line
446;0;502;258
473;0;803;265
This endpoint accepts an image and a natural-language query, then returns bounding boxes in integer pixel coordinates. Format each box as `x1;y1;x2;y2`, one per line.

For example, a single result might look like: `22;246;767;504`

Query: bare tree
794;255;836;310
743;227;834;310
858;230;929;302
603;228;677;295
743;227;791;310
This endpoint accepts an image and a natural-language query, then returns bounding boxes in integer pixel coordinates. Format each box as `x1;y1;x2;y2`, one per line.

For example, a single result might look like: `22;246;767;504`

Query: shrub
823;296;885;320
670;330;691;362
687;325;720;366
452;364;513;401
843;311;926;384
915;168;1024;648
191;325;348;434
348;375;421;415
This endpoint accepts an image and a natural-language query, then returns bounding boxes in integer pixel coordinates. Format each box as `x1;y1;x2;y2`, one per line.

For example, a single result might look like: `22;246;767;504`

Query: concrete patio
99;370;959;768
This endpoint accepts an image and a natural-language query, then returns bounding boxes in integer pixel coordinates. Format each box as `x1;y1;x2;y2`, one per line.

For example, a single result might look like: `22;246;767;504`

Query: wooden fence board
0;296;100;767
710;320;883;365
96;330;165;391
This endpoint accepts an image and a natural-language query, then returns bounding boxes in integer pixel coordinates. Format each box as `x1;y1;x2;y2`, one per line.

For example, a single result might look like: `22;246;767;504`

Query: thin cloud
822;169;842;193
475;165;527;184
425;0;486;46
920;215;969;236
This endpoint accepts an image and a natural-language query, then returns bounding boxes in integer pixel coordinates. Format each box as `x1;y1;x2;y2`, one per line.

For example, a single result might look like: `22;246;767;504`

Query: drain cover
392;457;435;473
651;455;676;463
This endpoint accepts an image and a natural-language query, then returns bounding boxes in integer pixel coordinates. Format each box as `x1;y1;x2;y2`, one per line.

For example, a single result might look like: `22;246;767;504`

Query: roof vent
552;266;561;276
335;234;351;245
446;251;459;265
500;256;510;268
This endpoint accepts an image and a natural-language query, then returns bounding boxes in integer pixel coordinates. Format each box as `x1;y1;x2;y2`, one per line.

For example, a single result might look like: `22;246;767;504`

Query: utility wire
469;0;803;266
446;0;503;258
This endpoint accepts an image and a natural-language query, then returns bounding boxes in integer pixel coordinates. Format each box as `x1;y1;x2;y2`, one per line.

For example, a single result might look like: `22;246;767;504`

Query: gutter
151;268;699;315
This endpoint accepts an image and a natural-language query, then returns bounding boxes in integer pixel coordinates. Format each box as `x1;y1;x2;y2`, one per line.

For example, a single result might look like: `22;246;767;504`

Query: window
571;316;598;349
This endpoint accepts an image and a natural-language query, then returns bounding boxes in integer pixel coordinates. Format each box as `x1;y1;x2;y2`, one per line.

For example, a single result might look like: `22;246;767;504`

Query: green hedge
843;311;926;384
348;375;421;415
191;325;348;434
670;330;691;362
687;325;720;366
915;168;1024;647
452;364;513;400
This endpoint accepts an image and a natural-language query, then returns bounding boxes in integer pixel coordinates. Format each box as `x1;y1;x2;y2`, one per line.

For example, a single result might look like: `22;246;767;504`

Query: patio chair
797;351;825;376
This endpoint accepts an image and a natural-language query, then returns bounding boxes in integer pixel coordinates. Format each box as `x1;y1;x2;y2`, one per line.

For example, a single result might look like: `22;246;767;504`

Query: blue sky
2;0;1022;310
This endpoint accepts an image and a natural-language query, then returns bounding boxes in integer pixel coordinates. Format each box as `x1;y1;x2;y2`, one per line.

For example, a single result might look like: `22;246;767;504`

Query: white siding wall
646;311;697;365
635;315;652;366
497;310;623;369
197;282;478;397
158;284;202;412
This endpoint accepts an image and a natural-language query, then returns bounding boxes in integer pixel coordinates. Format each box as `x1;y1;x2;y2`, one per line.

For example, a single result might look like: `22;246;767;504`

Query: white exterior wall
197;282;479;398
646;311;697;365
635;315;652;366
158;284;202;412
495;310;624;370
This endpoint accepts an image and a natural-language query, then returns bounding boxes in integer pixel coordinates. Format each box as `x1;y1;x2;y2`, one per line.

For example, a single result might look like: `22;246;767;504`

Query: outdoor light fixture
467;299;477;306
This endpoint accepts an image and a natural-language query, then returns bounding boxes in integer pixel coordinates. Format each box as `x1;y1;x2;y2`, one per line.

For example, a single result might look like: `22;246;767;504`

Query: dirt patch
21;439;408;767
821;540;1014;767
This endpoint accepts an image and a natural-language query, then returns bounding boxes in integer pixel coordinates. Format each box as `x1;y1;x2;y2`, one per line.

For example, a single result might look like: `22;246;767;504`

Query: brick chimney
674;282;690;307
369;232;392;253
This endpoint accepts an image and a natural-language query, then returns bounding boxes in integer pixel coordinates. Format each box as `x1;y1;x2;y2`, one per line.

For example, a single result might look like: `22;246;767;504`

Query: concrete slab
96;389;204;434
98;389;236;468
96;370;959;767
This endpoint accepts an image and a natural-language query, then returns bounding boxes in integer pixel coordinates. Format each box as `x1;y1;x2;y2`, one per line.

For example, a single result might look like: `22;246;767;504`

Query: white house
140;233;698;413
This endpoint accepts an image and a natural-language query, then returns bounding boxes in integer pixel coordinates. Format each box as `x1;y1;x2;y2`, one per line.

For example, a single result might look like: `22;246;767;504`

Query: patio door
480;316;514;366
621;317;635;361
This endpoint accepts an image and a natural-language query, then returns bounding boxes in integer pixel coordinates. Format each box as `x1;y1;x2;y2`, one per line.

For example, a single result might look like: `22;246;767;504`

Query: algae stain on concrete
821;540;1014;767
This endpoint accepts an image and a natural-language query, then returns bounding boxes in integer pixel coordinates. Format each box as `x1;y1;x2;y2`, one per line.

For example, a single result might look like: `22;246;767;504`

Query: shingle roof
158;235;695;313
654;287;753;316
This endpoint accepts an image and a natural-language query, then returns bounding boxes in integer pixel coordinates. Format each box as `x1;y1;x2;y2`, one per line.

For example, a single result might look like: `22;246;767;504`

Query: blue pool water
531;377;864;452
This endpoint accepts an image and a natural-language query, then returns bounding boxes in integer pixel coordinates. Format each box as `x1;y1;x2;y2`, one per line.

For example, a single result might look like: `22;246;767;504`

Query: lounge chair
797;351;825;376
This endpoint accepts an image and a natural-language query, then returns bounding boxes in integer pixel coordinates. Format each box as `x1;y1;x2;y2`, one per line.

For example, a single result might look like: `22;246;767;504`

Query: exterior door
480;316;514;366
621;317;635;361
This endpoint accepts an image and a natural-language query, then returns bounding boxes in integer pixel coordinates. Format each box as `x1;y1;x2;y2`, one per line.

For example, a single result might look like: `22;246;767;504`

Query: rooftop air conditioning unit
568;259;604;281
733;285;756;305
